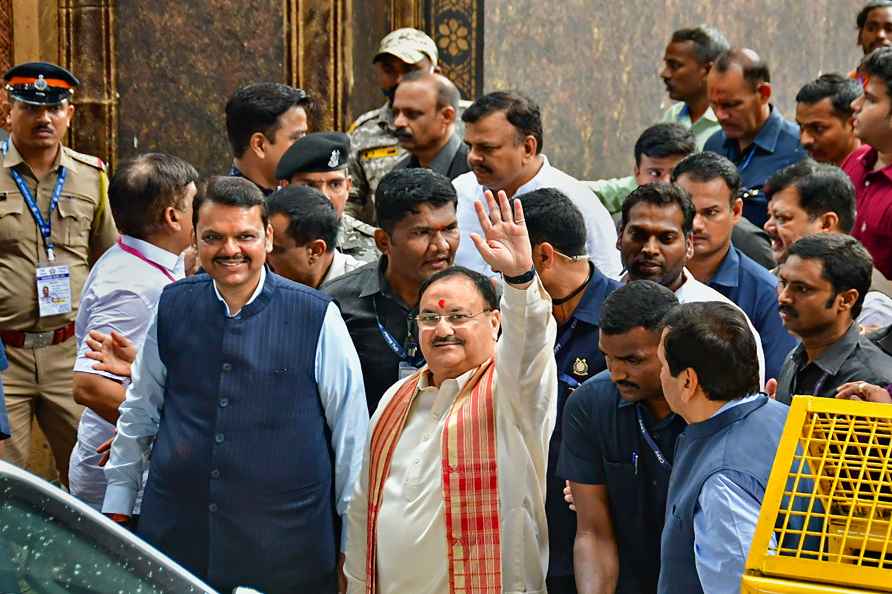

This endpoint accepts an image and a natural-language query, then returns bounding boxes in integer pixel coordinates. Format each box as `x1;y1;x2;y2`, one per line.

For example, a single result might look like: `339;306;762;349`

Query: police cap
4;62;79;106
276;132;351;180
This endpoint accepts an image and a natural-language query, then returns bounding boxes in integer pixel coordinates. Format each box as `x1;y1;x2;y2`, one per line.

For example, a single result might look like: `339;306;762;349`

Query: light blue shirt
102;268;369;550
692;393;772;593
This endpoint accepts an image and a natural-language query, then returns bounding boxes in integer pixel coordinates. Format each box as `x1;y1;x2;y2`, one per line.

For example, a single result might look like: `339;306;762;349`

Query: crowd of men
2;2;892;594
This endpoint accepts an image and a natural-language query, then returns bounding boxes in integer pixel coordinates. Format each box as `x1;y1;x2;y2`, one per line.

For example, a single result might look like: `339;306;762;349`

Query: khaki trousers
0;337;83;485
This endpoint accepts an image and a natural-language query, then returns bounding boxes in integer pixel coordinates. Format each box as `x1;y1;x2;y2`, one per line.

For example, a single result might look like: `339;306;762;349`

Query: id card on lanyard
4;141;73;318
373;294;424;378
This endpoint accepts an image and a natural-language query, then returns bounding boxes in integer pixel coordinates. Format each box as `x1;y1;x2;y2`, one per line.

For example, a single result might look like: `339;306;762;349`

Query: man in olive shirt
0;62;117;483
775;234;892;404
322;168;459;413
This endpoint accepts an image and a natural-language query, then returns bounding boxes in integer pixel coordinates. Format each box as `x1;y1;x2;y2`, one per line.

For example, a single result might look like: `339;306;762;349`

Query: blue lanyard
2;140;67;261
373;295;424;367
635;404;672;471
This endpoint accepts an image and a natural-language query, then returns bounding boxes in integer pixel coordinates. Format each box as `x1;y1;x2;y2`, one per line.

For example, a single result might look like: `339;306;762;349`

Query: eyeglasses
412;310;492;329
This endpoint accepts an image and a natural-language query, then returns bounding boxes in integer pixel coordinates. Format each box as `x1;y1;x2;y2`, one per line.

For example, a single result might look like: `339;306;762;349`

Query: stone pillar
58;0;117;167
287;0;353;131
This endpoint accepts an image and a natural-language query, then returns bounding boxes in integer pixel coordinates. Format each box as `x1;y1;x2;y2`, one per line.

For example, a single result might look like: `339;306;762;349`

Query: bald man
703;48;805;227
391;71;471;180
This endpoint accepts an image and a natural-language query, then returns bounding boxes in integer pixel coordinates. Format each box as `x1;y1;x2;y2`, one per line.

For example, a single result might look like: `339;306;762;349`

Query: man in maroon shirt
844;46;892;278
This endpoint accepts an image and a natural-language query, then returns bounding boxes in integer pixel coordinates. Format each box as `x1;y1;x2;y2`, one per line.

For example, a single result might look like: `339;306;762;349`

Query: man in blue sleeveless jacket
656;301;789;594
101;176;368;594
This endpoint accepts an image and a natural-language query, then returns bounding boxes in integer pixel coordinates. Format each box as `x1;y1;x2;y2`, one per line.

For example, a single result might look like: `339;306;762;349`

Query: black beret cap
276;132;351;180
4;62;79;106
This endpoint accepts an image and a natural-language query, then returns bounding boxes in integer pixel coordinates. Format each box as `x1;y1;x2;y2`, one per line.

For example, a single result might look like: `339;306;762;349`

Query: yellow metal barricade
742;396;892;593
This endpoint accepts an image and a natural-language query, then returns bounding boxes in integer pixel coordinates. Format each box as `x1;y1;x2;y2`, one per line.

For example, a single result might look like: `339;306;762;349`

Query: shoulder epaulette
65;147;106;172
349;108;384;133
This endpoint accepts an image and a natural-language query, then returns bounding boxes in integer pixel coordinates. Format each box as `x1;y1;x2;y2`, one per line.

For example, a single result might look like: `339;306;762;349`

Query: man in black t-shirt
558;281;685;594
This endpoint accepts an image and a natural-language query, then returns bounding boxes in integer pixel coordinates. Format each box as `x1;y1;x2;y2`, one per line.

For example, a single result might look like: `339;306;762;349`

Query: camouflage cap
374;28;438;66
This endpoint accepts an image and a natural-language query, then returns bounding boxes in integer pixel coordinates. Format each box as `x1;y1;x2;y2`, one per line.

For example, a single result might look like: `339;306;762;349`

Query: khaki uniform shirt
0;140;117;332
347;100;471;225
339;213;379;264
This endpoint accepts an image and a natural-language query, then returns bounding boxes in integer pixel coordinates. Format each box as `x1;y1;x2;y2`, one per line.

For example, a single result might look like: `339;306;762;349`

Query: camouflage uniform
346;102;405;225
347;100;472;225
339;213;379;264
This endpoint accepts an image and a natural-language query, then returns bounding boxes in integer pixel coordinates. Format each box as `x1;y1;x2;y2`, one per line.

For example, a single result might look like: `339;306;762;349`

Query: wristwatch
503;267;536;285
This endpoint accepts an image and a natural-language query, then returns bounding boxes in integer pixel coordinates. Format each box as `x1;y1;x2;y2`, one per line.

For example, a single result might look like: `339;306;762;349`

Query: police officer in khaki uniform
0;62;117;484
346;28;440;225
277;132;378;263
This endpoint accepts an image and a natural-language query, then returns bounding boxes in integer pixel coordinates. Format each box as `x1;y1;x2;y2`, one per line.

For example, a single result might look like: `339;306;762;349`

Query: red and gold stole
364;359;501;594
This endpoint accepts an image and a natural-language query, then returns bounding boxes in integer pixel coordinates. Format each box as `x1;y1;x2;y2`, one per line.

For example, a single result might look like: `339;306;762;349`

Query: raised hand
85;330;137;378
469;189;533;281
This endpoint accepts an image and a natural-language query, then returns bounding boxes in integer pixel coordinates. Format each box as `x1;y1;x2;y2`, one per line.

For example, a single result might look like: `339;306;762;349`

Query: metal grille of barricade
742;396;892;594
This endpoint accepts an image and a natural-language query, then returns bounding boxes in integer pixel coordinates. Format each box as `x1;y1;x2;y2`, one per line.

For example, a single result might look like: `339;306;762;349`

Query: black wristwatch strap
503;267;536;284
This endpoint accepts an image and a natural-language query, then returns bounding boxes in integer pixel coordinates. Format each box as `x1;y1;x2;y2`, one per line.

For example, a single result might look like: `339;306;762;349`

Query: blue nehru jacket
139;273;338;593
704;106;805;228
707;245;798;380
657;395;788;594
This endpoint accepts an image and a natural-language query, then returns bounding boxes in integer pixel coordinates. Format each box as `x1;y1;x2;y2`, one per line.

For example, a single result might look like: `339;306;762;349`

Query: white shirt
102;268;369;550
674;268;767;387
453;155;623;279
344;280;558;594
69;235;183;511
860;291;892;328
322;249;362;286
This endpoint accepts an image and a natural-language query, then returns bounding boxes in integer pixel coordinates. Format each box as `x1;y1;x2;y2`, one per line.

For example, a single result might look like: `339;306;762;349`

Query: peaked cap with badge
4;62;79;106
276;132;350;180
0;61;118;484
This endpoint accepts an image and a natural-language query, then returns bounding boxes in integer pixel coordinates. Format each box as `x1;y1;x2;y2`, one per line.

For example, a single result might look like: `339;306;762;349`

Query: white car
0;460;217;593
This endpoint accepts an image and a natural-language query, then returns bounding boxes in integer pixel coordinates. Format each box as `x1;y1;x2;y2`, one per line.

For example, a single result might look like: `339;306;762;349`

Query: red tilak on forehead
438;299;446;309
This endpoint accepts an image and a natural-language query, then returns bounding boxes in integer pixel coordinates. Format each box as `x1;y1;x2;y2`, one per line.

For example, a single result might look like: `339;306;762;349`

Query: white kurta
344;280;558;594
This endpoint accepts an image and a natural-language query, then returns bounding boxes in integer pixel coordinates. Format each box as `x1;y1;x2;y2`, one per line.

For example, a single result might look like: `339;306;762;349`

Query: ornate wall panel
424;0;482;100
287;0;351;132
58;0;116;167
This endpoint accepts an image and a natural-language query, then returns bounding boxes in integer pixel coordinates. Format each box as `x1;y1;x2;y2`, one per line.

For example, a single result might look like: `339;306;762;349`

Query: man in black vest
322;168;459;413
102;176;368;593
656;301;790;594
